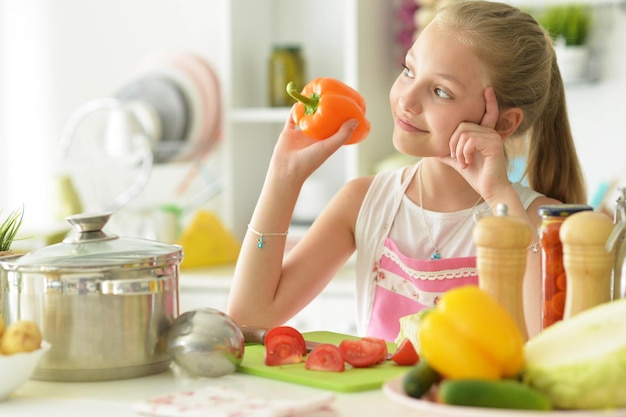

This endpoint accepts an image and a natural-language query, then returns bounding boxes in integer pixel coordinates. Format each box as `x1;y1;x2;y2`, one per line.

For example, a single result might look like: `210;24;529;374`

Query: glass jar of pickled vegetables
539;204;592;330
268;45;305;107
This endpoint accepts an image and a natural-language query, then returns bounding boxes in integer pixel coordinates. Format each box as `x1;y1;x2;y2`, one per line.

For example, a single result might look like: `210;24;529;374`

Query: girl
227;1;586;340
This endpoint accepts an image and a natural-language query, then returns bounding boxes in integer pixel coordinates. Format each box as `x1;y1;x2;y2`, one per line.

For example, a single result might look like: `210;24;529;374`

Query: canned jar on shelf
538;204;592;330
268;45;305;107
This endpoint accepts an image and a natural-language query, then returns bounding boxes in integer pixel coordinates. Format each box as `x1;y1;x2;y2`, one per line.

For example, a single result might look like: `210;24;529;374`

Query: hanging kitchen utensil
57;97;156;213
116;73;191;163
126;51;222;164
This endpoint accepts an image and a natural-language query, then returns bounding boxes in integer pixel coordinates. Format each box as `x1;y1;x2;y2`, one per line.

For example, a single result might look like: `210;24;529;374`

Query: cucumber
403;360;441;398
438;379;552;410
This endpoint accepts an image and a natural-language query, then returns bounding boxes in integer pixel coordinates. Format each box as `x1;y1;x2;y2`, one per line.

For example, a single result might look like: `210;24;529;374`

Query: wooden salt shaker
473;204;531;341
560;211;615;319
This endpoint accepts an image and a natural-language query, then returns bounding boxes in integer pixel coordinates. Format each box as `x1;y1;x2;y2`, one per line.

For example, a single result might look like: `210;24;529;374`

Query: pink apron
365;165;478;341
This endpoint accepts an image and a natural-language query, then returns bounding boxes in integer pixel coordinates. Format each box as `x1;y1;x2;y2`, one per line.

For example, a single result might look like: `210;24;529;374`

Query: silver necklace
418;166;483;260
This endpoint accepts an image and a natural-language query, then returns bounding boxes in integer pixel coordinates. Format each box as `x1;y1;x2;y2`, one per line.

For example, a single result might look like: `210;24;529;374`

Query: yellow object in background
52;174;83;221
177;210;241;269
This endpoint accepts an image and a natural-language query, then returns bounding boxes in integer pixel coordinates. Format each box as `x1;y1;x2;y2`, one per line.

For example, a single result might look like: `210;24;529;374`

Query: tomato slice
339;338;387;368
391;338;419;366
265;326;307;356
305;343;345;372
264;334;304;366
362;337;388;363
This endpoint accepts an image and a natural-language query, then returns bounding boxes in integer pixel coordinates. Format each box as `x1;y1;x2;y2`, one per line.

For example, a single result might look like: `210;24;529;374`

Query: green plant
0;206;24;252
539;4;592;46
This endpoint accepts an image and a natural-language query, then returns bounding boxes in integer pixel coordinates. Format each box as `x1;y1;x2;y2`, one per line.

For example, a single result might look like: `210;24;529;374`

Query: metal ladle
166;308;245;378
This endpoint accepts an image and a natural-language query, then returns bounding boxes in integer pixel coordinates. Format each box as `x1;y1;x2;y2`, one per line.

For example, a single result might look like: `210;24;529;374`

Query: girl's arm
226;115;362;327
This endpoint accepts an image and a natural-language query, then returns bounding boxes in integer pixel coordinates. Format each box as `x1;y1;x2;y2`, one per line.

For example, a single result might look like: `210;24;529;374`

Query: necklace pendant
430;251;442;260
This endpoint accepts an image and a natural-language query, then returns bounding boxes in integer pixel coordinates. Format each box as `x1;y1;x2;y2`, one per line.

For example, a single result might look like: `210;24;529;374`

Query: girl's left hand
438;86;511;201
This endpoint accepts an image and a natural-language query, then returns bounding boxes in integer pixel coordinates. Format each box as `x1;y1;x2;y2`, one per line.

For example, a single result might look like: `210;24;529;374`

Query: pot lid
13;212;182;269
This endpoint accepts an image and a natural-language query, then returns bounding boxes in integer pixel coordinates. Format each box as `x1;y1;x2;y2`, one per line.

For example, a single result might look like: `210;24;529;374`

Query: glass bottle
268;45;305;107
610;188;626;300
539;204;592;330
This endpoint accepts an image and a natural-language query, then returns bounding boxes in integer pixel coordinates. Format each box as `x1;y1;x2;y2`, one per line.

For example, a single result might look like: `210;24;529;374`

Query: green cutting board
237;331;411;392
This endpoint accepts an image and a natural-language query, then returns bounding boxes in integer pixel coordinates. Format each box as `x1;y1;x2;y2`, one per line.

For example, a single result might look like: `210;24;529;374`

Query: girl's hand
438;87;511;201
271;106;358;181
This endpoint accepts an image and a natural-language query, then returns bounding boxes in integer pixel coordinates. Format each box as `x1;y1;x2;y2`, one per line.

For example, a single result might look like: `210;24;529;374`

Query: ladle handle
239;325;268;345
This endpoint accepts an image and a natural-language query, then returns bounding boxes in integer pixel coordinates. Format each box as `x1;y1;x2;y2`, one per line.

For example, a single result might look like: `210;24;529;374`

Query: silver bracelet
247;224;289;249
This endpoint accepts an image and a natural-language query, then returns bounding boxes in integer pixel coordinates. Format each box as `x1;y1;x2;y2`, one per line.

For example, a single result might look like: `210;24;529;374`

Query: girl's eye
402;64;414;78
435;87;451;99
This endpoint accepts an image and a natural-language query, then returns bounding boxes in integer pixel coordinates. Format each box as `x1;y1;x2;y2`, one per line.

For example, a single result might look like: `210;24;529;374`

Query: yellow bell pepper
418;285;524;380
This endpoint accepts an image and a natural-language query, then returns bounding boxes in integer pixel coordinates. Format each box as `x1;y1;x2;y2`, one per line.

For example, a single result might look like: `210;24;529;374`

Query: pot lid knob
63;212;118;243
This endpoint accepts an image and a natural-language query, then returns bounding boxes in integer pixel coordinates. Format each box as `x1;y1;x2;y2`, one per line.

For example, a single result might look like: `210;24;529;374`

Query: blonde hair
436;1;586;204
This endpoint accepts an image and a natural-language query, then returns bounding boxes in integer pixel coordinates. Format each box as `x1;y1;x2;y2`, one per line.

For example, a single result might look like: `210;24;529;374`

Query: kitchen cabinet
220;0;397;239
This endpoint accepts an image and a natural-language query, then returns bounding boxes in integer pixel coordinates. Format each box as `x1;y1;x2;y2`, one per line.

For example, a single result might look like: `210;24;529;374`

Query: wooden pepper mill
473;203;531;341
560;210;615;319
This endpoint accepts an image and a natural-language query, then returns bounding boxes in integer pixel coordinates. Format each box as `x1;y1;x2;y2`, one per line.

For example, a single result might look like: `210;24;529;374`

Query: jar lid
538;204;593;218
272;44;302;52
11;213;182;270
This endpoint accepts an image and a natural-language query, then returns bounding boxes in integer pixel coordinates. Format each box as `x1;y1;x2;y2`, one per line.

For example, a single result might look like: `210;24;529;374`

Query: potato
1;320;42;354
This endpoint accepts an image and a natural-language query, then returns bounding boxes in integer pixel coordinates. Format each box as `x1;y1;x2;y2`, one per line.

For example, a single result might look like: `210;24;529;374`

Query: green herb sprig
0;206;24;252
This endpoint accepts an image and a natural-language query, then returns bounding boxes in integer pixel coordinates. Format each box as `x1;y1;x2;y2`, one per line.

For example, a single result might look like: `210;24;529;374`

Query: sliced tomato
265;326;307;356
362;337;388;363
264;334;304;366
339;338;387;368
305;343;345;372
391;338;419;366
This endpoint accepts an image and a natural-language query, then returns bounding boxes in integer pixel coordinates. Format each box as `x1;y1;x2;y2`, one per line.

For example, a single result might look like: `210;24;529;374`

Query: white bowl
0;342;50;401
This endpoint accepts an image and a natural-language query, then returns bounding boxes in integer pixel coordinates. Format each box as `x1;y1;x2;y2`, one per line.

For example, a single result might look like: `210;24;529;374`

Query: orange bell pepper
418;285;525;380
286;77;370;145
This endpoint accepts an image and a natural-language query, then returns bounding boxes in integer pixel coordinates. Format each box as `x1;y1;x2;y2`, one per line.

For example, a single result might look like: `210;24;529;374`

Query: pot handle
100;276;175;295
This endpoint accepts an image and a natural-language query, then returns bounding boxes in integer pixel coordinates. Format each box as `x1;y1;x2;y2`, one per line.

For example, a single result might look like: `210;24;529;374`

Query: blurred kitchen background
1;0;625;333
0;0;626;244
1;0;625;249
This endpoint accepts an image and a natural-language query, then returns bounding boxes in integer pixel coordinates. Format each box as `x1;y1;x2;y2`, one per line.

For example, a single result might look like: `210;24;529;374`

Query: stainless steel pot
0;212;182;382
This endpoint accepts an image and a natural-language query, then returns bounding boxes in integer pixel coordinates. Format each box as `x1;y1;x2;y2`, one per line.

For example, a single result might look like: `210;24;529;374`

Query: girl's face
390;20;490;157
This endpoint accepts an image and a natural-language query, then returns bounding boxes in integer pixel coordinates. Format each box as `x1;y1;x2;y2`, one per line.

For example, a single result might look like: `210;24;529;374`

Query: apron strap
381;162;419;238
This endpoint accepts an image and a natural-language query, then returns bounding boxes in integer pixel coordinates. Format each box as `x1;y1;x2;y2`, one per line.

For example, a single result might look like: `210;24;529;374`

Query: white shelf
230;107;290;123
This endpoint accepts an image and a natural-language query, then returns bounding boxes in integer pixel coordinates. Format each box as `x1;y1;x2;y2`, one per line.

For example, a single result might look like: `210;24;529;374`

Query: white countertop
2;368;417;416
178;263;355;293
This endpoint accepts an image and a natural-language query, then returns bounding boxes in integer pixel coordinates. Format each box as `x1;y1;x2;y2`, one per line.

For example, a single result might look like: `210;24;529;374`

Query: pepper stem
286;82;319;115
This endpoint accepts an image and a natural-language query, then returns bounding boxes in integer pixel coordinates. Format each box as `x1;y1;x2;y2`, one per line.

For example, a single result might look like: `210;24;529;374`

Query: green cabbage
523;298;626;410
395;312;422;353
395;307;433;354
